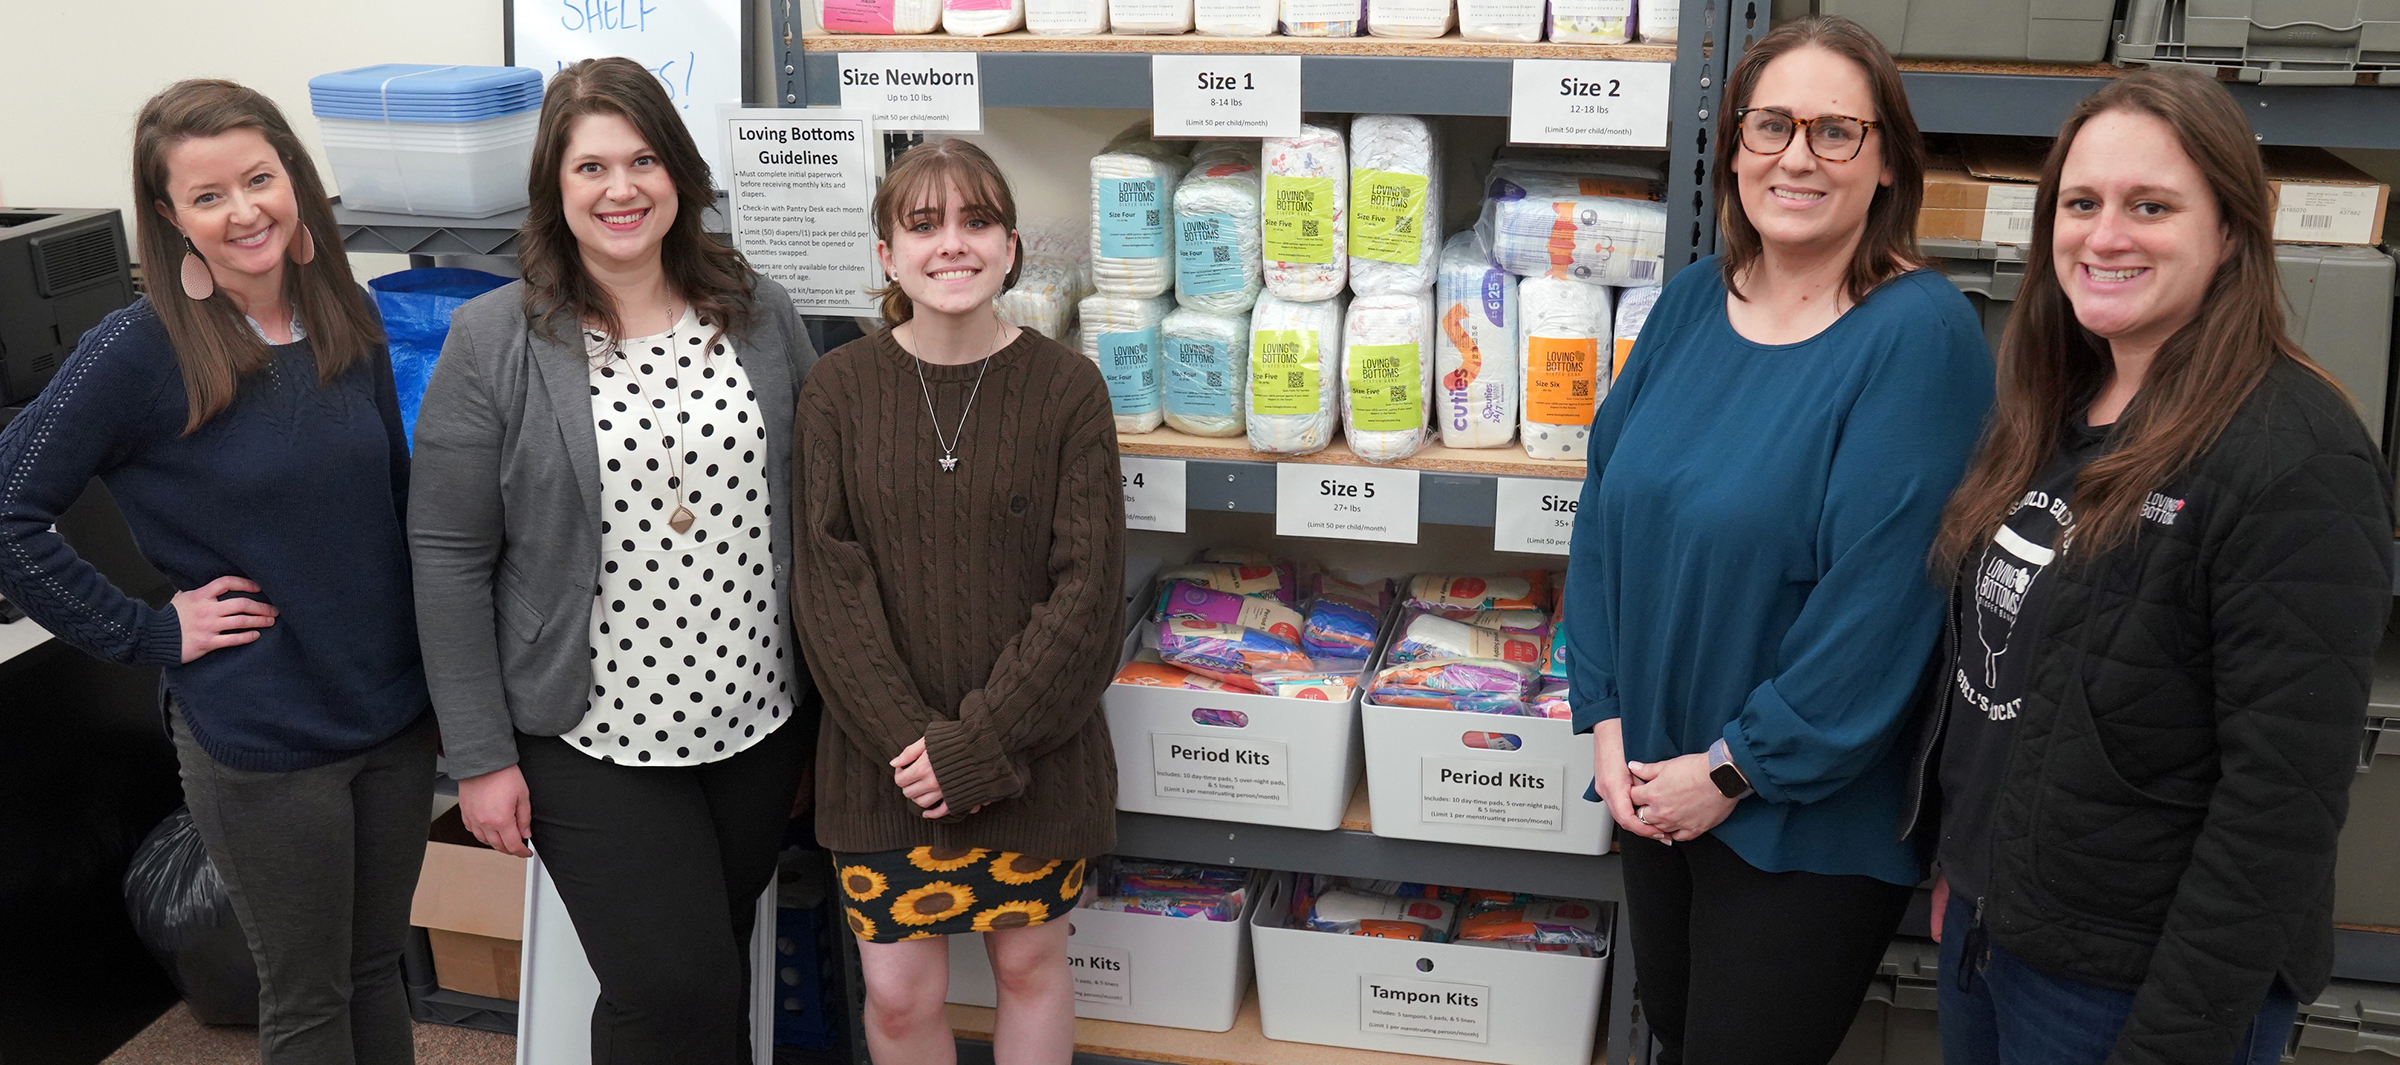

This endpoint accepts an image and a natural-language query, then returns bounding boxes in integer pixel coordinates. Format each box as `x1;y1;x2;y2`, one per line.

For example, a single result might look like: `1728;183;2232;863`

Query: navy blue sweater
1567;258;1993;885
0;298;428;770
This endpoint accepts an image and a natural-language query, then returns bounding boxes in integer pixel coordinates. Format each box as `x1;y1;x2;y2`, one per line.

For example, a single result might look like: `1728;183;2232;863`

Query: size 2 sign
1508;59;1670;148
1121;456;1186;533
1150;55;1302;139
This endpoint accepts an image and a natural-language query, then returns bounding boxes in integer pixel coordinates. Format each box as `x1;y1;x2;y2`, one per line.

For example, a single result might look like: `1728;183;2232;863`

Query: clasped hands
1591;718;1738;845
891;737;984;820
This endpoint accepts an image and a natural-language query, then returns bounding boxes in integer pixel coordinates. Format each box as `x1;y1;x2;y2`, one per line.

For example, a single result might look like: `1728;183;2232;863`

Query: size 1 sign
1150;55;1301;139
1493;476;1582;555
838;53;981;132
1508;59;1670;148
1275;463;1420;544
1121;456;1186;533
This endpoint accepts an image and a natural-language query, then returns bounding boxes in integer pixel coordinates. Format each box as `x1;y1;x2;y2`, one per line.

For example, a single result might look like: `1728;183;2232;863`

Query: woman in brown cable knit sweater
790;139;1125;1065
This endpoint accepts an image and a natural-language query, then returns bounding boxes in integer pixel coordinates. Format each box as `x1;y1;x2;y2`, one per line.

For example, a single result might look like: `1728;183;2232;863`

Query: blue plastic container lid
311;97;543;121
309;64;542;98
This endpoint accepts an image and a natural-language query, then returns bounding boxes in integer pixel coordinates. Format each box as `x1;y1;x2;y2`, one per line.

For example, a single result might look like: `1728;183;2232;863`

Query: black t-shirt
1938;416;2111;902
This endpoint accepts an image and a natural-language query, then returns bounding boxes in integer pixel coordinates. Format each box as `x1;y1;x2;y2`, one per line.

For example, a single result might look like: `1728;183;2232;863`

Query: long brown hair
1713;15;1926;304
870;139;1021;326
519;57;755;348
132;80;382;433
1932;68;2332;570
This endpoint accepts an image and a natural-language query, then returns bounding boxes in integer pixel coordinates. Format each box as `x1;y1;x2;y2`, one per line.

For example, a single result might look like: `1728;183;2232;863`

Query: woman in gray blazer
407;58;816;1063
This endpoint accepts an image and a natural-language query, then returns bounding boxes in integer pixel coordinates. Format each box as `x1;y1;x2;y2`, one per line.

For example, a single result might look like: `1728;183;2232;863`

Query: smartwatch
1706;738;1753;800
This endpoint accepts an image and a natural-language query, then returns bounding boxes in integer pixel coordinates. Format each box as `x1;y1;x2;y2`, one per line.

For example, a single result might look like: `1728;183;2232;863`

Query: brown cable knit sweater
794;327;1125;858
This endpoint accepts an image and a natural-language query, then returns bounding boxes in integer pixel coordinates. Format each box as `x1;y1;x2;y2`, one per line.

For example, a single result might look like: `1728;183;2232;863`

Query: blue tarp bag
369;268;510;446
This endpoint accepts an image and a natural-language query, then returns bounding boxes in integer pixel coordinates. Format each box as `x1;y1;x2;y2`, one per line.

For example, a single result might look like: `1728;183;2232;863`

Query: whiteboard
513;0;744;187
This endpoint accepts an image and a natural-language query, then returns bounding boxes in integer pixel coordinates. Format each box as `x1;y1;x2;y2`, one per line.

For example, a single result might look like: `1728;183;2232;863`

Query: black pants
1620;831;1913;1065
515;711;808;1065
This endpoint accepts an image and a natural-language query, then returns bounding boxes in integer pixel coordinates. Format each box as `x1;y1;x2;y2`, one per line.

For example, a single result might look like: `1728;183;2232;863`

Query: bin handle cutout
1193;708;1249;729
1463;731;1521;751
1416;958;1435;972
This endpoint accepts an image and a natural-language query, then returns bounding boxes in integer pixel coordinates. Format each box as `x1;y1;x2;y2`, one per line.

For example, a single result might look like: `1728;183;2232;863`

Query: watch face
1710;762;1747;798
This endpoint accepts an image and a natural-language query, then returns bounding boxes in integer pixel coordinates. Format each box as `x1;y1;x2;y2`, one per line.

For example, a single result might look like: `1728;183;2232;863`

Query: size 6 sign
1150;55;1301;139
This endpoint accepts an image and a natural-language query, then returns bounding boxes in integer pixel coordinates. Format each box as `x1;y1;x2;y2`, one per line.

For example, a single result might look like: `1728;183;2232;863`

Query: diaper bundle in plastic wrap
1366;0;1454;37
1174;158;1265;313
1026;0;1110;31
1611;280;1660;379
816;0;944;32
1638;0;1676;41
1157;579;1306;645
1456;0;1542;40
1079;295;1174;433
1262;124;1348;302
1302;574;1390;660
1280;0;1363;34
996;221;1092;343
1455;894;1606;955
1091;151;1183;299
1478;164;1667;287
1391;613;1548;667
1434;231;1517;449
1196;0;1278;33
942;0;1025;35
1305;888;1456;941
1548;0;1631;41
1160;557;1297;603
1152;617;1312;691
1529;677;1570;719
1160;309;1249;437
1115;656;1239;691
1246;292;1343;455
1367;658;1539;713
1426;606;1549;637
1085;859;1254;921
1544;570;1569;680
1403;571;1551;612
1341;292;1434;464
1518;277;1612;461
1109;0;1195;32
1347;115;1442;297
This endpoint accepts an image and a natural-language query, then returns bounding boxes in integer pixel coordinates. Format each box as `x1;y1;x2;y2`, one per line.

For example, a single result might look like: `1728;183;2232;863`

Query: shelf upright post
1661;0;1766;283
779;0;807;105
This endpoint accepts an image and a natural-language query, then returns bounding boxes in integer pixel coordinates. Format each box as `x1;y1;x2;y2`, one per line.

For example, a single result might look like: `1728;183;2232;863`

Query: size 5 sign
1150;55;1301;139
1275;463;1420;543
1121;456;1186;533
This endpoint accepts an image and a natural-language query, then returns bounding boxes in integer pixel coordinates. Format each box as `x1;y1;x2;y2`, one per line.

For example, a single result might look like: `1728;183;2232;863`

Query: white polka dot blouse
568;307;793;766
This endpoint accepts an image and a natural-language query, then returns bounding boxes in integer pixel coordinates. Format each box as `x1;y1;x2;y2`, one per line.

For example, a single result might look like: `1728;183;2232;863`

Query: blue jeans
1937;896;2298;1065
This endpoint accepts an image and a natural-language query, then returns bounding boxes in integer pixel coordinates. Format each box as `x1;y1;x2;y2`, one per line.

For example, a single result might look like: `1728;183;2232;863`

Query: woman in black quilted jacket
1908;67;2391;1065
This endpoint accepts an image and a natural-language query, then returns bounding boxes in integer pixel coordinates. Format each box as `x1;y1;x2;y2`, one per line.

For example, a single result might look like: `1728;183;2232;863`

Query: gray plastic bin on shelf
2115;0;2400;86
1920;239;2397;448
1771;0;2116;62
2339;629;2400;929
2293;980;2400;1063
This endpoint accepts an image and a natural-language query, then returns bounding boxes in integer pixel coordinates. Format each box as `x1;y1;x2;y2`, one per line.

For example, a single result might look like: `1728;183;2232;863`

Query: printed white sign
516;0;740;178
1066;944;1133;1006
1421;755;1567;831
1508;59;1672;148
1122;456;1187;533
725;109;880;315
1360;974;1491;1044
1276;463;1421;544
1150;55;1302;139
1493;476;1581;555
837;52;982;132
1152;731;1292;806
1981;185;2036;244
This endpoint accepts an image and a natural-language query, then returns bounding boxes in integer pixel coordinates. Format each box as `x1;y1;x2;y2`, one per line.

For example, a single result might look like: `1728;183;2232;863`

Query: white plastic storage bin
1360;699;1612;855
1105;625;1368;831
1248;874;1612;1065
319;112;537;218
945;872;1262;1030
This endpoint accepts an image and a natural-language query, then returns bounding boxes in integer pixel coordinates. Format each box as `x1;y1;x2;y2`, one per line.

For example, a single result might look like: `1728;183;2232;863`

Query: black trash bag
123;806;258;1025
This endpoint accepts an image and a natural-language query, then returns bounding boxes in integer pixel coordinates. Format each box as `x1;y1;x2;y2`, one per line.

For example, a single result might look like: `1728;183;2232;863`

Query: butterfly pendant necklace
914;319;1003;473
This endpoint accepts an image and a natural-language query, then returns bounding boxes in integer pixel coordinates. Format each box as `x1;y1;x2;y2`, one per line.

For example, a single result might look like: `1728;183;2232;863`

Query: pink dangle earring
178;237;214;301
287;222;315;265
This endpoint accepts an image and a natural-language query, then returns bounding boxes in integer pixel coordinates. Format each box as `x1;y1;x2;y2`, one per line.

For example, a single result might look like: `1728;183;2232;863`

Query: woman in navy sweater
0;81;432;1064
1565;17;1993;1064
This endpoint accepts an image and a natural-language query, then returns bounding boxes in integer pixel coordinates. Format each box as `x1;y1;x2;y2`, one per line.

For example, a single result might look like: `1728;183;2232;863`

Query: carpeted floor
102;1004;513;1065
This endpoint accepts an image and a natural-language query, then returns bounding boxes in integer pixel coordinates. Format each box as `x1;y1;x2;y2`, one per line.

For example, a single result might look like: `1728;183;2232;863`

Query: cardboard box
411;805;528;1000
2262;147;2392;247
1248;874;1612;1065
1918;138;2043;246
946;869;1263;1031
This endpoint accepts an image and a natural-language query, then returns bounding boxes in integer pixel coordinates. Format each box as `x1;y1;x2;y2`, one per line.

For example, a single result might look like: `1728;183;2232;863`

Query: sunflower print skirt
835;845;1087;943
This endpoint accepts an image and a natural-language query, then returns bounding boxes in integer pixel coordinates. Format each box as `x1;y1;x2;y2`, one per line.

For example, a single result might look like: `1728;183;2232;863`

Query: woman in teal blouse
1565;16;1993;1065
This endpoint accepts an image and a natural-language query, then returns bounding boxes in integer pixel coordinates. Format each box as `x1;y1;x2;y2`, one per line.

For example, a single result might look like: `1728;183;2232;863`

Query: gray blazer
408;274;818;779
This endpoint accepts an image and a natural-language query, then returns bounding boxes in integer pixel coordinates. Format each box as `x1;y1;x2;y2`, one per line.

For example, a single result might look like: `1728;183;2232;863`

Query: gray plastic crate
1921;239;2397;448
1777;0;2117;61
2115;0;2400;85
2293;980;2400;1062
2339;630;2400;928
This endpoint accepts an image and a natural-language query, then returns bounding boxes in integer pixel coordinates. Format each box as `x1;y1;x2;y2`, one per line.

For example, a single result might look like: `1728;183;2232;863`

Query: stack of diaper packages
816;0;944;33
1084;859;1258;921
996;220;1093;344
1434;230;1517;449
1114;552;1391;698
1365;571;1559;716
1289;876;1607;956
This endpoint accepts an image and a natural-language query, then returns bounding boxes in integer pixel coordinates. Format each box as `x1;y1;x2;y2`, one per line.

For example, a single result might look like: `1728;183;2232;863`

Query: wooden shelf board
1340;779;1373;832
805;30;1672;61
1119;425;1588;480
1896;57;2121;79
950;983;1602;1064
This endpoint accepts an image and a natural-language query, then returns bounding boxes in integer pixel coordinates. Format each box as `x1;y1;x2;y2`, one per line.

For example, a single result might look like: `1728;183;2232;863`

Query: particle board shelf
949;985;1605;1065
1119;427;1584;528
805;30;1671;61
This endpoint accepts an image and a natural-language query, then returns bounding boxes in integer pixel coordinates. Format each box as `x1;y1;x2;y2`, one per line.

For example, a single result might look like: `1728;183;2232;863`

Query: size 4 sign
1508;59;1670;148
1150;55;1301;139
1275;463;1420;543
1493;476;1582;555
1121;456;1186;533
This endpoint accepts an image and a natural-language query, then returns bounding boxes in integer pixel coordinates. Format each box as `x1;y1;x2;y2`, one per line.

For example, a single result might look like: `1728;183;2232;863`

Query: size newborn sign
1151;55;1301;139
1508;59;1670;148
1361;974;1490;1044
1422;755;1566;831
837;53;981;132
1153;732;1291;806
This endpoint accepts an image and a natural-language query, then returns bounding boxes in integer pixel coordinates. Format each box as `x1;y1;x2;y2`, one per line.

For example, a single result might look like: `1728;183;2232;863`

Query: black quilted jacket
1901;359;2392;1065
